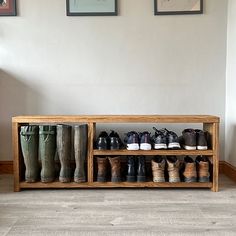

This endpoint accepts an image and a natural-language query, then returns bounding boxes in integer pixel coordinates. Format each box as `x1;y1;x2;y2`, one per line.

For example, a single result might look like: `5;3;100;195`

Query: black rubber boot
126;156;136;182
137;156;146;182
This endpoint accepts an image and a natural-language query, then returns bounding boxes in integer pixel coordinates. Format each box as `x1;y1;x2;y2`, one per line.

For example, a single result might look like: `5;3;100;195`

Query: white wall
0;0;228;161
225;0;236;166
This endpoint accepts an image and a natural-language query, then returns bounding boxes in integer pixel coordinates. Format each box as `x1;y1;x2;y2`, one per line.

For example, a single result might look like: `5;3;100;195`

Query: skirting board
0;161;235;182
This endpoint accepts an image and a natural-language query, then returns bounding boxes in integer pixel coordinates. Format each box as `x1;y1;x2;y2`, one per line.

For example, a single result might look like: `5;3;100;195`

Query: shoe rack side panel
87;123;95;183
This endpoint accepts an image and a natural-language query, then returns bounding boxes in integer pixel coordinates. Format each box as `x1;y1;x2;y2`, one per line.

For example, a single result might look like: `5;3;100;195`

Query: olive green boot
20;125;39;183
74;124;88;183
39;125;57;183
57;125;72;183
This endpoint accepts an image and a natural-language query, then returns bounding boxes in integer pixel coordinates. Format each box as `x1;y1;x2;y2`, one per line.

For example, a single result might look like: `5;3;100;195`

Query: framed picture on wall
66;0;118;16
0;0;16;16
154;0;203;15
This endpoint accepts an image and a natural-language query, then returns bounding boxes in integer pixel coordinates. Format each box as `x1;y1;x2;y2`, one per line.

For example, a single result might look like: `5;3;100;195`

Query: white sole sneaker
184;145;197;150
127;143;139;150
168;142;181;149
197;146;208;150
154;143;167;149
140;143;152;150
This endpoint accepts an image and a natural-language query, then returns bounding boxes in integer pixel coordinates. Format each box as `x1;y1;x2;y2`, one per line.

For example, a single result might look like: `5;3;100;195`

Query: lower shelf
19;181;212;189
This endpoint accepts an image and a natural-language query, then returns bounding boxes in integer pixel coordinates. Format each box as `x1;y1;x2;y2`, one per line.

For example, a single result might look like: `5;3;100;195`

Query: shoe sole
184;177;197;183
169;178;180;183
154;144;167;149
111;177;121;182
127;176;136;182
97;177;106;182
153;177;165;182
137;176;146;182
184;145;197;150
168;142;181;149
199;177;210;182
197;146;208;150
140;143;152;150
127;143;139;150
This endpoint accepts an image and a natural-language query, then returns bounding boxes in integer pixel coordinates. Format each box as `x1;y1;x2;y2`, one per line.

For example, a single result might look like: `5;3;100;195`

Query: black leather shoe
109;131;122;150
96;131;109;150
137;156;146;182
126;156;136;182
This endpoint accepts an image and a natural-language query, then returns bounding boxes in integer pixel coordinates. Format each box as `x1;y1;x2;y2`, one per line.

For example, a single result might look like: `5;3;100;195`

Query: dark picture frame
154;0;203;15
0;0;16;16
66;0;118;16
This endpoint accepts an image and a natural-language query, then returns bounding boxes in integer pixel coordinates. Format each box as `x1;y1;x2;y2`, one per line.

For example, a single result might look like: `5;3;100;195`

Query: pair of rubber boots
20;124;88;183
97;156;121;182
126;156;146;182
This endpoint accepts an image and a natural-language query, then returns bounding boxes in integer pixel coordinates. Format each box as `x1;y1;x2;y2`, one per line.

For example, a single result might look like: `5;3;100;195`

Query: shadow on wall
229;125;236;165
0;69;40;160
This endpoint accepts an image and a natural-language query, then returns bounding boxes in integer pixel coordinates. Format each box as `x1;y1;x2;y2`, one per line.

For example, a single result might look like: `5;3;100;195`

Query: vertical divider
87;122;95;183
12;121;20;192
213;122;219;192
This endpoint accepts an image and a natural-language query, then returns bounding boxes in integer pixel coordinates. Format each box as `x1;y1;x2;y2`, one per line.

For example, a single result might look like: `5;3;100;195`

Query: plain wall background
225;0;236;166
0;0;228;161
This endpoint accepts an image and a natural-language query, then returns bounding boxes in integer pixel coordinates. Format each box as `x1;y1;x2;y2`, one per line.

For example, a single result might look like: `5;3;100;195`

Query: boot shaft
108;156;121;182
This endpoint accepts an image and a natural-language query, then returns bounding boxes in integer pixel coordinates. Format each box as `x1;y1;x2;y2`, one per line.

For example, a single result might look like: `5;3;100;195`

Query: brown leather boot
167;156;180;183
183;156;197;182
97;157;107;182
108;156;121;182
196;156;210;182
152;156;165;182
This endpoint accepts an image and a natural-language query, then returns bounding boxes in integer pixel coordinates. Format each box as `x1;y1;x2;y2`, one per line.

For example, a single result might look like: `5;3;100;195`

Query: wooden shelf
12;115;220;124
93;149;214;156
12;114;219;192
20;181;212;189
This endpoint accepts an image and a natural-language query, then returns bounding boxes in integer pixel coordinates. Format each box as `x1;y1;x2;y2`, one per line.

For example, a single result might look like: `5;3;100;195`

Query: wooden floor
0;175;236;236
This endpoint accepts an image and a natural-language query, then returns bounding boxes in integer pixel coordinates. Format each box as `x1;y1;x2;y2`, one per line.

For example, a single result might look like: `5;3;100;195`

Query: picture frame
154;0;203;15
0;0;16;16
66;0;118;16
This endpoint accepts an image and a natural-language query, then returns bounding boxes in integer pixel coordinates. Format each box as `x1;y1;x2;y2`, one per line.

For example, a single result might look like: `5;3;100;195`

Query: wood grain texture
87;123;94;183
0;162;13;174
12;115;220;124
0;174;236;236
94;149;214;156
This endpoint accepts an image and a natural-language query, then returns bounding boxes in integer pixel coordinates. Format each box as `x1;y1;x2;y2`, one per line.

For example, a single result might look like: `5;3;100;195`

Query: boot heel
137;176;146;182
126;176;136;182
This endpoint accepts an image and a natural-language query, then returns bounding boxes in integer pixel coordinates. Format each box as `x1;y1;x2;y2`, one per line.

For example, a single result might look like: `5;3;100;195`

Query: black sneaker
125;131;139;150
161;129;180;149
96;131;109;150
195;129;208;150
139;131;152;150
108;130;123;150
182;129;196;150
152;127;167;150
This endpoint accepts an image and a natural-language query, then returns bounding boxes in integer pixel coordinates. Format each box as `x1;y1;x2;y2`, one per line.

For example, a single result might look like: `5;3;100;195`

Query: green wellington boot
57;125;72;183
39;125;57;183
74;124;88;183
20;125;39;183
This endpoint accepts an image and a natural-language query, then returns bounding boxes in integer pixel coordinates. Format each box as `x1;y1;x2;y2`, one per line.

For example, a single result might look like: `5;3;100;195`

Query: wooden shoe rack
12;115;220;192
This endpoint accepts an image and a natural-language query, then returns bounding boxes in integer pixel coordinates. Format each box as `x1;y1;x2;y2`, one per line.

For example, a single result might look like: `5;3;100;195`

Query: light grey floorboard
0;175;236;236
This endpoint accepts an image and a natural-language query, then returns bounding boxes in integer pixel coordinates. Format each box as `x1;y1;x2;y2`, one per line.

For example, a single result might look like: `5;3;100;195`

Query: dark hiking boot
167;156;180;182
161;128;180;149
152;156;165;182
195;129;208;150
96;131;109;150
20;125;39;183
39;125;56;183
137;156;146;182
57;125;72;183
97;157;107;182
182;129;196;150
126;156;136;182
74;124;88;183
196;156;210;182
108;156;121;182
139;132;152;150
125;131;139;150
152;127;167;150
183;156;197;182
109;130;122;150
